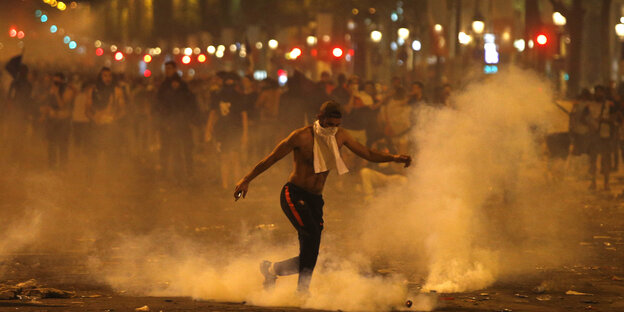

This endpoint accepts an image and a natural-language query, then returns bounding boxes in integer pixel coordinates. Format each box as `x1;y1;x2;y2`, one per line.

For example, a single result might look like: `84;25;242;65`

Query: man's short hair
319;101;342;119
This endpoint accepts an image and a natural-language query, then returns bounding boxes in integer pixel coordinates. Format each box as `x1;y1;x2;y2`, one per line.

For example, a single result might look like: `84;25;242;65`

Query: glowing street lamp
397;28;409;40
458;32;472;45
268;39;278;50
306;36;317;46
616;23;624;40
552;12;566;27
370;30;382;43
472;20;484;35
434;24;443;33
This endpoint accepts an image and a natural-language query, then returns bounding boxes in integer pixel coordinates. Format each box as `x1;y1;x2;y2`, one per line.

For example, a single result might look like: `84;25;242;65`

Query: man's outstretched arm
342;130;412;167
234;132;296;199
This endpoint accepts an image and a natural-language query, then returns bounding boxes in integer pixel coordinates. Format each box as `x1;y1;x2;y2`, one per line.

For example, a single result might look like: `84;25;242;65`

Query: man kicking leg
234;101;411;292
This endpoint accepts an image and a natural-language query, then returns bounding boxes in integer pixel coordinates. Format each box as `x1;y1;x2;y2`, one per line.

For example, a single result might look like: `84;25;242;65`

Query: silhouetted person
41;73;75;169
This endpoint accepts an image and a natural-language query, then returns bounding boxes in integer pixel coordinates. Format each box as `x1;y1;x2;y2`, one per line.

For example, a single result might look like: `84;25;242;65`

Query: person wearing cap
234;100;411;293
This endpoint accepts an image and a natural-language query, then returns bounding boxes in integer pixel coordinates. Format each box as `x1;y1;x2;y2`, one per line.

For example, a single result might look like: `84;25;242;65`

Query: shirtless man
234;101;411;292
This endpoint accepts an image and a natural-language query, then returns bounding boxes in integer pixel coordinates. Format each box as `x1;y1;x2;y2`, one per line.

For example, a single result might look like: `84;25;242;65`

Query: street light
371;30;382;42
397;28;409;40
306;36;317;46
552;12;567;27
434;24;443;33
472;20;484;35
616;23;624;39
268;39;278;49
458;32;472;45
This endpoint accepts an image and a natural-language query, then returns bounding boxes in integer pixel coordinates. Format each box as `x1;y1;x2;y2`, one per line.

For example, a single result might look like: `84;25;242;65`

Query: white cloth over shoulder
313;120;349;175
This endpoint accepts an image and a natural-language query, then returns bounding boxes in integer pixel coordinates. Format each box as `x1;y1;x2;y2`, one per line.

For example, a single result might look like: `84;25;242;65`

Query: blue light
484;65;498;74
35;10;42;18
50;25;57;33
69;41;77;49
391;12;398;22
40;14;48;23
564;73;570;81
63;36;71;44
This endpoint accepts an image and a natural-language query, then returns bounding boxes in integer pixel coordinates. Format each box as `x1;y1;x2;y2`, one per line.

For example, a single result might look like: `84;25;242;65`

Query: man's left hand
394;154;412;168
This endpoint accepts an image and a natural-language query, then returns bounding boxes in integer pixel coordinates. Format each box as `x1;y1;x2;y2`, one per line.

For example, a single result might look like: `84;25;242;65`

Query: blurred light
484;42;499;64
154;47;161;55
278;74;288;86
484;65;498;74
143;54;152;63
57;1;66;10
135;47;142;54
484;33;495;43
616;23;624;38
513;39;525;52
253;70;267;80
184;47;192;55
0;42;4;50
390;42;398;51
564;73;569;81
434;24;443;33
41;15;48;22
125;46;133;54
268;39;278;49
114;51;124;61
346;54;352;62
35;10;42;17
332;47;343;58
397;37;405;45
50;25;57;33
70;1;77;9
207;45;216;54
311;48;317;56
77;46;85;54
17;31;25;39
458;32;471;45
63;36;71;44
289;47;302;59
110;44;118;52
182;55;191;64
345;34;351;41
621;17;624;24
369;7;376;14
188;69;195;77
215;50;224;58
173;47;180;55
391;12;398;22
50;0;57;7
197;54;206;62
229;44;237;52
322;35;330;42
528;39;534;48
69;41;77;49
371;30;382;42
255;41;263;49
306;36;317;46
552;12;566;26
536;34;548;45
43;0;51;4
144;69;152;78
9;28;17;38
95;47;104;56
411;40;422;51
347;20;356;30
472;20;484;34
239;50;247;57
397;28;409;39
217;45;225;51
502;31;511;41
397;7;403;14
352;8;359;15
193;47;201;55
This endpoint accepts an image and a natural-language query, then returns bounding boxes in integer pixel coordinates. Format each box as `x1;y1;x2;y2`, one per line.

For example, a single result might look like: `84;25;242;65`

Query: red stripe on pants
285;186;304;227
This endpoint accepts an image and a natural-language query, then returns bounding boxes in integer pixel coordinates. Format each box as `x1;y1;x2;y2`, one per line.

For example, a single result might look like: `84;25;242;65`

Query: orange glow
536;34;548;45
9;28;17;37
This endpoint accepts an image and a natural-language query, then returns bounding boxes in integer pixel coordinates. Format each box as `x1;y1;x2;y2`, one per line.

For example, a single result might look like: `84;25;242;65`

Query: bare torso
288;125;346;194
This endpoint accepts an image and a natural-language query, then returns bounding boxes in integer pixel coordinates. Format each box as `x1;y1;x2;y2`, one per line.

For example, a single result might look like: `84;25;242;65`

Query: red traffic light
332;47;343;58
114;51;124;61
95;48;104;56
9;27;17;37
182;55;191;64
536;34;548;45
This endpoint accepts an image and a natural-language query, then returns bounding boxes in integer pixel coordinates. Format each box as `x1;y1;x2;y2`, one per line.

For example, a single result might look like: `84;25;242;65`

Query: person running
233;101;411;293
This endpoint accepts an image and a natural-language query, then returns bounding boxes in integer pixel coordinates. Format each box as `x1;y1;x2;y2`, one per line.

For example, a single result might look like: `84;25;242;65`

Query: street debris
612;275;624;281
0;279;75;300
514;293;528;298
405;299;412;307
135;305;150;311
536;295;552;301
566;290;594;296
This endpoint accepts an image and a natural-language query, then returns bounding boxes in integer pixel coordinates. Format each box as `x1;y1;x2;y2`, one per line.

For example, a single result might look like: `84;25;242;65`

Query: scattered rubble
135;305;150;311
566;290;594;296
0;279;75;300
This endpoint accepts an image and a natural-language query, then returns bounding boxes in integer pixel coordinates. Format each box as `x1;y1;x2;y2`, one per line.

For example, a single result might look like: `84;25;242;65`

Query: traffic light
536;34;548;46
332;47;343;58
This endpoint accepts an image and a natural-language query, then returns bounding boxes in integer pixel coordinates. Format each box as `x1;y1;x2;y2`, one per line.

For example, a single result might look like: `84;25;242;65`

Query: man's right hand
234;178;249;201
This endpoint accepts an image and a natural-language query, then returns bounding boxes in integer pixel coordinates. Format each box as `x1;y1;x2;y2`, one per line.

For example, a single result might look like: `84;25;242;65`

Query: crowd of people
1;60;453;196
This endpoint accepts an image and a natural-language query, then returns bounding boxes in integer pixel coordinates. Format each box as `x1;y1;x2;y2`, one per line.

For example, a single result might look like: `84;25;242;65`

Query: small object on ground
135;305;150;311
536;295;552;301
480;292;489;296
164;299;173;302
583;300;599;304
83;294;102;298
585;305;593;310
566;290;593;296
260;260;276;289
439;297;454;301
405;299;412;308
515;293;528;298
16;279;38;290
612;275;624;281
532;286;546;294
